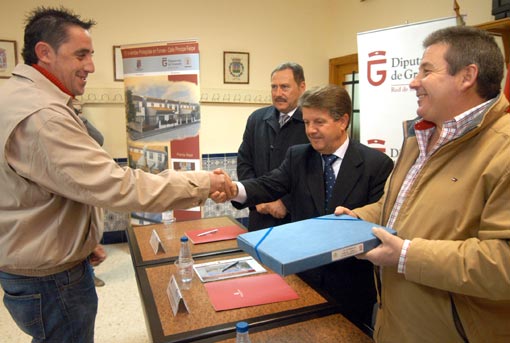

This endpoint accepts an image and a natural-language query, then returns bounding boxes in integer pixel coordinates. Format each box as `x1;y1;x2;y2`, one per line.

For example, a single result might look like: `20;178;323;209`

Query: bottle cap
180;236;189;242
236;321;249;333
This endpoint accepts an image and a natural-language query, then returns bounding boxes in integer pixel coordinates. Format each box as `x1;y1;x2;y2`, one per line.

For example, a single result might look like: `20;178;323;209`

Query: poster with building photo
121;40;202;223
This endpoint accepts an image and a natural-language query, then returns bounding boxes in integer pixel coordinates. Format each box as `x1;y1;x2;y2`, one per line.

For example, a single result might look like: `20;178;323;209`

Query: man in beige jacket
0;6;232;342
336;26;510;342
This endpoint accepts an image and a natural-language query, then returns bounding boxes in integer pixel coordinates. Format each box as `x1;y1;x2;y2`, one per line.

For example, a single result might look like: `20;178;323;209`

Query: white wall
0;0;494;157
328;0;492;58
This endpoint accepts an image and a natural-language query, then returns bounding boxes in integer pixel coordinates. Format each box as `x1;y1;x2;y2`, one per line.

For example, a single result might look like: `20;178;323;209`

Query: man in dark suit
230;84;394;335
236;62;309;231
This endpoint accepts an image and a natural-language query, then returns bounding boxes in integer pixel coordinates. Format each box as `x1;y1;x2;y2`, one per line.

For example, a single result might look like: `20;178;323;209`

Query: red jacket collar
31;64;74;98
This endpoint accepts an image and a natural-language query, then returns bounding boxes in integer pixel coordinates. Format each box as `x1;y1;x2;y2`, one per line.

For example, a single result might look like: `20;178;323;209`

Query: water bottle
162;210;176;238
235;321;251;343
176;236;193;286
162;210;175;225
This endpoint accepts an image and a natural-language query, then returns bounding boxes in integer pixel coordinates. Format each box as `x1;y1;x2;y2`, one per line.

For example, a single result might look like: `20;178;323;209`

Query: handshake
208;168;239;203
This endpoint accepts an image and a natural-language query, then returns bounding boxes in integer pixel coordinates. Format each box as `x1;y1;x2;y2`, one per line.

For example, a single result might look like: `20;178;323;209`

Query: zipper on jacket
450;294;469;343
374;265;382;309
380;120;411;223
373;122;412;314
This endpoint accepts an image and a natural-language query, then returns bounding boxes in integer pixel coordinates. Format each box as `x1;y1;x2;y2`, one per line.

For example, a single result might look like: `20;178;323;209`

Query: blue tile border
101;230;127;244
113;157;128;165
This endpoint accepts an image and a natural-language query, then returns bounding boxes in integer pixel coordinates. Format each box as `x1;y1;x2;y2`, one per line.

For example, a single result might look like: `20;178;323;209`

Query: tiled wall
201;153;249;221
102;209;130;244
102;154;249;244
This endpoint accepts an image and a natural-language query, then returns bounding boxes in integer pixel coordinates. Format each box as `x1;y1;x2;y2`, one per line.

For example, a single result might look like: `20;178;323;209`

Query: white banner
357;17;457;160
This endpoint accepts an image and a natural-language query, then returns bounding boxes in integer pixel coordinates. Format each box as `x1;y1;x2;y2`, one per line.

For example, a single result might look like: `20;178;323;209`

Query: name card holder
149;229;166;255
166;275;190;316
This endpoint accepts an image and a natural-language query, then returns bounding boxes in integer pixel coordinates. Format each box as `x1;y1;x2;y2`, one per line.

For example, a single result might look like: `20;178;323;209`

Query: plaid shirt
388;98;494;229
390;98;495;274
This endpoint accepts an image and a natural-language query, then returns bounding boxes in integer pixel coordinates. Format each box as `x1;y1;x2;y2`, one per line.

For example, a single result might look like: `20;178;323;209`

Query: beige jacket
0;64;210;276
355;94;510;343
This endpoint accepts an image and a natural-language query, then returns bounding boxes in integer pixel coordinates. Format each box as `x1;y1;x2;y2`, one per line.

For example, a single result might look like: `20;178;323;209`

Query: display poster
121;41;202;224
357;17;457;160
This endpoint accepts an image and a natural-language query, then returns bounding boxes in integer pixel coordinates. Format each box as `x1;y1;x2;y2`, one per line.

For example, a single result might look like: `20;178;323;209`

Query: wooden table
136;253;341;343
217;313;372;343
127;216;246;267
128;216;372;342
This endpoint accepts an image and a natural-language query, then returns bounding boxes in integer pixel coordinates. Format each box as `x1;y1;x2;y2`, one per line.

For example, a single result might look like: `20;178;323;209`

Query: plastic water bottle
177;236;193;285
235;321;251;343
162;210;175;225
162;210;175;238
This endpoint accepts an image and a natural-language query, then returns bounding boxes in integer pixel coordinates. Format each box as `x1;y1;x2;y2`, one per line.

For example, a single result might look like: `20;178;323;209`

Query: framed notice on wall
113;45;124;81
224;51;249;84
0;39;18;79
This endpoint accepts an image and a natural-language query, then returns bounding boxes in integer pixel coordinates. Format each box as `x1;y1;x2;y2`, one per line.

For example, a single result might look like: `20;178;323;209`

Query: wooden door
329;53;360;140
329;53;358;85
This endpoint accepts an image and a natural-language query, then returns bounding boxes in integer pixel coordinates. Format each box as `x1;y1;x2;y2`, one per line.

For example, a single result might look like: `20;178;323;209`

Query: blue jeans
0;260;98;343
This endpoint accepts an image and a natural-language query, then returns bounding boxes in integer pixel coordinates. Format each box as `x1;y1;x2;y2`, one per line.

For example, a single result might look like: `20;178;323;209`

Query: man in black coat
230;84;394;335
236;62;309;231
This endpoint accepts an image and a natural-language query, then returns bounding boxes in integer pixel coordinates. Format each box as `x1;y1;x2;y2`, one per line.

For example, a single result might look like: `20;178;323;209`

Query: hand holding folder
237;214;397;276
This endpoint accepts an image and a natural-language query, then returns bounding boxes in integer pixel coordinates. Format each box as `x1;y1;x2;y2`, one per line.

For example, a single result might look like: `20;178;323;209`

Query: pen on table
197;229;219;237
221;261;239;272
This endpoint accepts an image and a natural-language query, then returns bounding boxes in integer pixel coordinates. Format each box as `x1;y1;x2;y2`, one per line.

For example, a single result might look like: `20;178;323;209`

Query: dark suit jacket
236;105;309;231
237;141;393;219
234;140;394;333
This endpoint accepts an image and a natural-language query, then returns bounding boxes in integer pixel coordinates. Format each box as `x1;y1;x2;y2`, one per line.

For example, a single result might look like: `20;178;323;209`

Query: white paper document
193;256;266;283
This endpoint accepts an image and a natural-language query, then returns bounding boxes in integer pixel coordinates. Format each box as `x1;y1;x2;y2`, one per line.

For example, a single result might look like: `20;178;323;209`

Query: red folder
186;225;246;244
204;273;299;311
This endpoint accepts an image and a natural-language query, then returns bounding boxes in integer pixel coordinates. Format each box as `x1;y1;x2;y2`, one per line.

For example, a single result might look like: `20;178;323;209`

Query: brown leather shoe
94;276;105;287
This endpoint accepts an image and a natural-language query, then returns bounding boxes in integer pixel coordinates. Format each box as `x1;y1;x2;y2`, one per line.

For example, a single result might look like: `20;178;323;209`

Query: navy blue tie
322;154;338;211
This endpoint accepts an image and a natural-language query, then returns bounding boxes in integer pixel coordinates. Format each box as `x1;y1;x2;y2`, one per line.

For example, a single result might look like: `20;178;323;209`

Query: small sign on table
166;275;190;316
149;229;166;255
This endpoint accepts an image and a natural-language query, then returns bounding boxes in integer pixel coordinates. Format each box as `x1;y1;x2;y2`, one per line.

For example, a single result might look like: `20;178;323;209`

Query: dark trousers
298;257;376;337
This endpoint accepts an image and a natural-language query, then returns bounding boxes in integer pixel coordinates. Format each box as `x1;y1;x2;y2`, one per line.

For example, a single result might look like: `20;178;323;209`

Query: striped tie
279;113;290;127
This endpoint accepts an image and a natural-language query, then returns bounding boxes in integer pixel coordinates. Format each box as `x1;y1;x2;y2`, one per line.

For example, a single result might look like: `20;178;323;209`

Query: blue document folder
237;214;397;276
